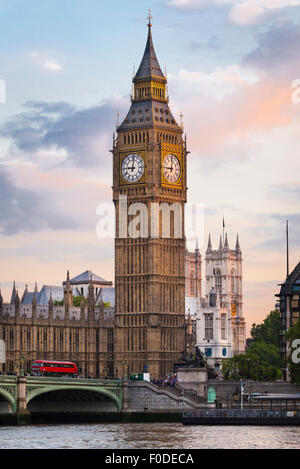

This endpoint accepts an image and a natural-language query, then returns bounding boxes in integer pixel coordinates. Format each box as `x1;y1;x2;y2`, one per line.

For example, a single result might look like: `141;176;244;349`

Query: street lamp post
18;353;26;377
123;360;129;381
240;378;244;411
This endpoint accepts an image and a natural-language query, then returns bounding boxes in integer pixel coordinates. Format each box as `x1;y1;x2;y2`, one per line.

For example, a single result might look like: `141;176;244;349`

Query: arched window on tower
231;269;236;294
215;268;222;294
190;272;194;296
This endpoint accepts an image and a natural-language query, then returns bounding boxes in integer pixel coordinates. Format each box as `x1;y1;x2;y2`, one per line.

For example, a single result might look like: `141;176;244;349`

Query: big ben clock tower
113;14;187;379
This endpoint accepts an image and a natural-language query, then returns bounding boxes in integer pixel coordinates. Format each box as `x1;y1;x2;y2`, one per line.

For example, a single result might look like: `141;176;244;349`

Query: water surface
0;423;299;449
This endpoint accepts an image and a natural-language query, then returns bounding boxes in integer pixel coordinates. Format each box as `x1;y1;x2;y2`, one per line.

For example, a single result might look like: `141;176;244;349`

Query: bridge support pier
16;377;31;424
122;380;129;411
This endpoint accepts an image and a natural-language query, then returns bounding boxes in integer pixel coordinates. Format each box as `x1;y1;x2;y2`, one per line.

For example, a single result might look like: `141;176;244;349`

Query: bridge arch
0;388;16;413
26;385;122;413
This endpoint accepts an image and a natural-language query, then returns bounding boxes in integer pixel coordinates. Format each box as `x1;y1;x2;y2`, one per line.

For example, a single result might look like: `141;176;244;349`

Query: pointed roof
224;233;229;251
134;22;165;81
49;289;53;305
64;270;112;286
218;236;223;251
206;234;212;252
15;290;20;307
10;281;16;305
21;285;28;304
279;261;300;296
118;18;182;134
236;234;241;252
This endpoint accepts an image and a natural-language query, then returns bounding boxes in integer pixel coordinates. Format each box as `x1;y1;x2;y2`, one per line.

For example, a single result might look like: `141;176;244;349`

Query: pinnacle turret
10;281;16;305
21;285;28;304
206;234;212;253
15;290;20;308
236;234;241;253
224;233;229;251
49;289;53;305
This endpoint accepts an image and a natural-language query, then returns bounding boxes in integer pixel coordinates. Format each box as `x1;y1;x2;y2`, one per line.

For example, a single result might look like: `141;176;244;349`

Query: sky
0;0;300;335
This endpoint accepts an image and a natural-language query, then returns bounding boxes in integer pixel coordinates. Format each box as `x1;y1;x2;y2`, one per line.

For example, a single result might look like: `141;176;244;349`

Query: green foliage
221;310;282;381
286;319;300;384
246;340;283;369
222;353;281;381
250;310;281;348
53;300;63;306
103;302;111;308
73;296;86;307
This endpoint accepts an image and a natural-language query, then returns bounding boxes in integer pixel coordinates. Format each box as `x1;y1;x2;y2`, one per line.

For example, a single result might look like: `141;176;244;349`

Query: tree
246;341;283;369
250;310;281;348
286;319;300;384
221;310;282;381
221;354;281;381
73;296;86;307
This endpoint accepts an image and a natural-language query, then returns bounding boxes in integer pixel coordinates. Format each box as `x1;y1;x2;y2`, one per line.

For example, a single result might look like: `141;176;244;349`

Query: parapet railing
183;409;300;418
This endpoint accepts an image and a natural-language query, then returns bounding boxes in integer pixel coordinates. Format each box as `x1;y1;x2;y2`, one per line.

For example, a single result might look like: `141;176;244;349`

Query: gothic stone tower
113;19;187;379
205;233;246;355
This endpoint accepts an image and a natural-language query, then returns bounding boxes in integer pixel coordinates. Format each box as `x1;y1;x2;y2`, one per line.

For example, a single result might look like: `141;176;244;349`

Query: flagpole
286;220;289;279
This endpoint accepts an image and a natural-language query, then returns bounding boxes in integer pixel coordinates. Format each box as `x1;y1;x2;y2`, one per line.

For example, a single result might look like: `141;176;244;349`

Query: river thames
0;423;299;449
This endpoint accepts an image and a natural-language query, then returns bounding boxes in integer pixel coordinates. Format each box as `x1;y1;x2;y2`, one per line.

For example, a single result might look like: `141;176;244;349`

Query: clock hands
163;155;180;183
128;155;136;173
122;154;144;182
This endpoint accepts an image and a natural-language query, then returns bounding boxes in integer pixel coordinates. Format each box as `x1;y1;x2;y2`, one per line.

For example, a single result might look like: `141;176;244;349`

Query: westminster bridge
0;375;200;424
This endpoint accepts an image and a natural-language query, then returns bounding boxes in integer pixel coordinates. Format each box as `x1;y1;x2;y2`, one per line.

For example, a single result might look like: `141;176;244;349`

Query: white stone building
195;233;246;369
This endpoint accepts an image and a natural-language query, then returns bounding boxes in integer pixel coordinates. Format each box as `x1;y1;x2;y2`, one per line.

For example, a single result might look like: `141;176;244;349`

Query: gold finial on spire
147;8;152;27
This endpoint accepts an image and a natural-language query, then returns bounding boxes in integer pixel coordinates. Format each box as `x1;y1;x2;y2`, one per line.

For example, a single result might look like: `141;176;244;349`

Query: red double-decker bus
32;360;78;377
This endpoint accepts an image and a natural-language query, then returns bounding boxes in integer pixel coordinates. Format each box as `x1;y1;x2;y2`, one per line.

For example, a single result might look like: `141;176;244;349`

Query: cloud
247;211;300;251
229;1;300;26
0;98;128;169
167;0;231;8
0;166;77;235
189;35;222;51
29;52;62;72
244;19;300;79
166;0;300;25
170;72;292;157
175;65;258;98
0;97;126;237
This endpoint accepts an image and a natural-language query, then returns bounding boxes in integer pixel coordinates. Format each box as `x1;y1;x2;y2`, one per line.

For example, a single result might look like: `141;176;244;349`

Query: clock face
163;154;181;184
121;153;144;183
